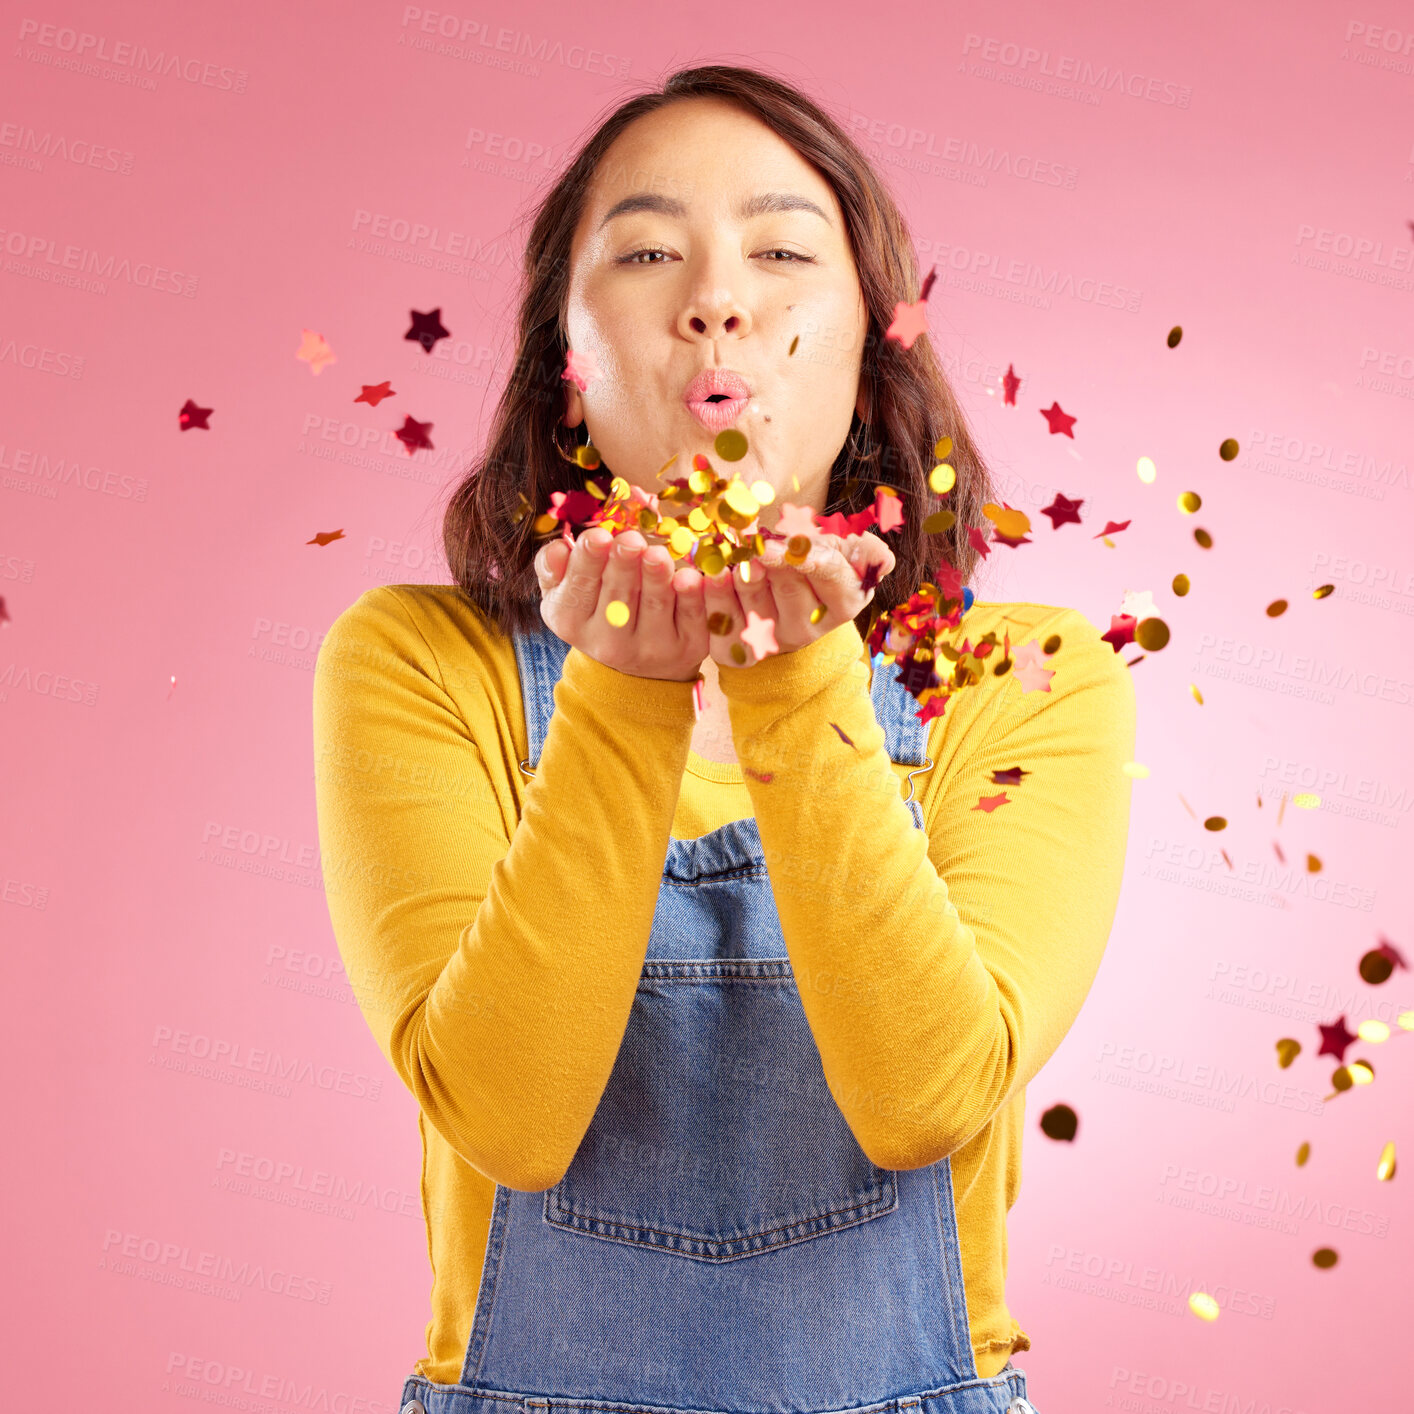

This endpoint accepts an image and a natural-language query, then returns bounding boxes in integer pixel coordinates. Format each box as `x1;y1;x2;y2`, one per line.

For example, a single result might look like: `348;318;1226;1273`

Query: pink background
4;1;1412;1409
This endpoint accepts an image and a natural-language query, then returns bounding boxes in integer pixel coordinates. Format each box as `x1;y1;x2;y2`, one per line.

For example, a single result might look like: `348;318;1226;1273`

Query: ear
562;377;584;429
854;376;871;424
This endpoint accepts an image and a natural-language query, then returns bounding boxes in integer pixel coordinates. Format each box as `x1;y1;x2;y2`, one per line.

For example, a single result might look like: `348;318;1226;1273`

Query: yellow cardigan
313;583;1136;1382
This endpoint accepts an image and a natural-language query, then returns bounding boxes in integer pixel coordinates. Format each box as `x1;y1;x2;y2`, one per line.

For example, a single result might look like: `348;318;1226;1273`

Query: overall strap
511;619;570;775
869;648;934;824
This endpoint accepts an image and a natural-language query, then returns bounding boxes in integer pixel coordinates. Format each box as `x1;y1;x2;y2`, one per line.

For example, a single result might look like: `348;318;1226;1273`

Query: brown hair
442;63;997;644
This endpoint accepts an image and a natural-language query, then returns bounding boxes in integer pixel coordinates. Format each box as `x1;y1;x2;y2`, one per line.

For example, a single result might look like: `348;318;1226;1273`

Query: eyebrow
599;190;832;229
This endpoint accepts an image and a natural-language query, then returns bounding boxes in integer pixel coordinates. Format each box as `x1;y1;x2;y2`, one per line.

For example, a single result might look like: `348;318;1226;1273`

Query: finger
633;542;678;641
702;567;744;662
596;528;647;631
731;555;779;630
671;564;709;649
556;527;612;629
762;554;825;629
537;538;570;588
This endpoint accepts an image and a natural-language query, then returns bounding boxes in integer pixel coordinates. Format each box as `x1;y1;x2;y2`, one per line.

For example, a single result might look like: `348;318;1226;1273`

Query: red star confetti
563;347;601;392
991;766;1031;786
308;529;346;546
355;381;395;407
179;398;212;430
406;307;451;353
774;501;819;538
1377;937;1408;971
818;504;879;538
1317;1015;1358;1062
966;523;993;560
1040;401;1077;437
296;328;337;375
1101;614;1137;652
1041;493;1083;529
395;415;434;454
1003;364;1021;404
884;264;937;350
973;791;1011;813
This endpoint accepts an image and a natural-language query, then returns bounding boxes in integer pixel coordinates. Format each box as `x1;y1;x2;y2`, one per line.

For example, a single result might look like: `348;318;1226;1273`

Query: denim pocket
544;959;899;1261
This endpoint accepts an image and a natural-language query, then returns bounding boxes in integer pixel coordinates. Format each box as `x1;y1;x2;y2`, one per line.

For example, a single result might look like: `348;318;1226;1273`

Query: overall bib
398;621;1039;1414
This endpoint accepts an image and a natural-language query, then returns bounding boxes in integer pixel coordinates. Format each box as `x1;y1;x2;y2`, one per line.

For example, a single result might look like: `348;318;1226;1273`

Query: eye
616;247;815;265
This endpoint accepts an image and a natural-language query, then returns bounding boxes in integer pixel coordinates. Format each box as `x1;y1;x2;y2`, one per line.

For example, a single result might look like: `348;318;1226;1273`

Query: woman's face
561;96;869;528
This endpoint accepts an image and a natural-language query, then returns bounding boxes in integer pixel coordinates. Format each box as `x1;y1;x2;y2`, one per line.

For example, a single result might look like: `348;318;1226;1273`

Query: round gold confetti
707;610;734;635
749;479;775;504
1276;1038;1301;1068
934;435;954;460
1189;683;1204;704
983;502;1031;538
1172;573;1191;596
1401;1010;1414;1031
1293;792;1320;809
1296;1140;1310;1166
1359;950;1394;985
1357;1019;1390;1043
1312;584;1334;599
1135;617;1170;651
924;508;957;534
1178;491;1201;514
1042;633;1062;655
1122;761;1150;779
575;444;602;470
1311;1248;1338;1269
1376;1141;1396;1181
729;643;747;665
1203;816;1227;832
784;534;812;566
788;334;799;356
1137;456;1157;483
809;604;828;625
1194;528;1213;549
1167;326;1183;348
605;600;630;628
930;463;957;494
1350;1059;1374;1084
1039;1103;1078;1141
1188;1292;1220;1321
1219;438;1240;461
1266;599;1288;618
1306;853;1321;873
714;429;747;462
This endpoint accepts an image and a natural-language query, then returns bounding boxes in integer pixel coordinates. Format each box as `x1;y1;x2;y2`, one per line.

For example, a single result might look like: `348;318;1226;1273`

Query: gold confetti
1167;326;1183;348
1188;1292;1220;1321
1276;1038;1301;1068
1137;456;1157;483
1296;1140;1310;1165
1358;1020;1390;1043
1172;573;1191;596
1311;1248;1338;1269
1376;1142;1396;1181
1219;438;1240;461
788;334;799;356
605;600;630;628
1267;599;1288;617
1306;853;1321;873
924;508;957;533
1194;528;1213;549
934;435;954;460
1039;1103;1078;1141
930;463;957;494
1135;617;1170;650
1189;682;1204;705
1293;793;1320;809
983;502;1031;538
1122;761;1150;779
715;429;748;462
1042;633;1062;655
749;479;775;503
1359;949;1394;985
1401;1010;1414;1031
1312;584;1334;599
1204;816;1227;831
1178;491;1201;514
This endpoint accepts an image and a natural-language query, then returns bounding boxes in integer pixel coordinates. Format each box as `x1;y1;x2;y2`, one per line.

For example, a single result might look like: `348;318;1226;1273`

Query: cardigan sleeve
312;586;698;1191
717;606;1137;1169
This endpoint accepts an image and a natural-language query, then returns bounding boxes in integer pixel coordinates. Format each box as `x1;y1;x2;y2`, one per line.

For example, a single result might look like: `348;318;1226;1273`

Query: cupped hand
690;530;897;670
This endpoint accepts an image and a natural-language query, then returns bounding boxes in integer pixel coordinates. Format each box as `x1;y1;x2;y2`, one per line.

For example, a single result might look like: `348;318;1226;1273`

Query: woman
314;64;1135;1414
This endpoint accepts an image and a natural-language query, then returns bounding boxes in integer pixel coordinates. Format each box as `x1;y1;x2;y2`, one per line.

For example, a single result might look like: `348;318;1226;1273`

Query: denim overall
398;620;1039;1414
